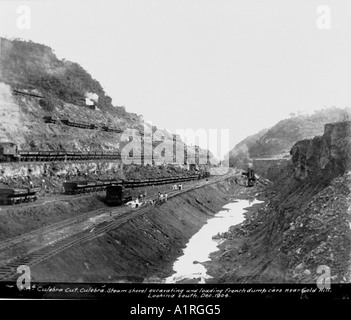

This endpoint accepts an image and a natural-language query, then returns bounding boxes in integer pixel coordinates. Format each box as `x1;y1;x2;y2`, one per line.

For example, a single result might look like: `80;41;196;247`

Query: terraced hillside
0;38;211;163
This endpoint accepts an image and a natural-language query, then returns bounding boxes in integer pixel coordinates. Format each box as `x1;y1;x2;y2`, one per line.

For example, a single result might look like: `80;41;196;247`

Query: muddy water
165;199;262;284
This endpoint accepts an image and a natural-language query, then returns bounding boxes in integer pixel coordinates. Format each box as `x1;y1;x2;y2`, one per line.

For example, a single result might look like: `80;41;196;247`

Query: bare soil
30;176;256;282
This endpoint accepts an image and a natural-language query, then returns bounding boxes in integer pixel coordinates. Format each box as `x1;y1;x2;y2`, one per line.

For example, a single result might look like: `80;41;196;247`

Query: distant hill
0;37;117;112
227;129;268;168
228;107;351;169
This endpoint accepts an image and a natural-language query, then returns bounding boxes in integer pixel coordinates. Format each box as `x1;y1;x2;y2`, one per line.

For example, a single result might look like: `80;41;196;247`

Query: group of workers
158;192;168;203
131;183;184;207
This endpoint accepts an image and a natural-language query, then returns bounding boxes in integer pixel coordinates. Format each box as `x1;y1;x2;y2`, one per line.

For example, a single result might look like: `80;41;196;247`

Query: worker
164;193;168;202
159;193;164;203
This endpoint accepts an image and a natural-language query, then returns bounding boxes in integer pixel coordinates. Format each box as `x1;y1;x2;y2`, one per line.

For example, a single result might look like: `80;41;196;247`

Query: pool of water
164;198;262;283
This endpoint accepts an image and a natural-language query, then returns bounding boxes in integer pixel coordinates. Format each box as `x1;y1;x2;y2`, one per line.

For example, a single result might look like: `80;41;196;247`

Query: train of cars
66;172;210;206
0;142;155;162
1;113;205;165
0;141;200;164
106;171;210;206
44;115;124;133
62;172;210;195
0;171;210;206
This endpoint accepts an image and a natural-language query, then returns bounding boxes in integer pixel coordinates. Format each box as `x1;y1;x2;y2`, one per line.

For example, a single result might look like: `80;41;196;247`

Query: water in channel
165;198;262;283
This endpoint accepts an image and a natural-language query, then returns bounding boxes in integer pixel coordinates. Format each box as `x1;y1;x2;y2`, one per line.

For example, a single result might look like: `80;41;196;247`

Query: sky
1;0;351;157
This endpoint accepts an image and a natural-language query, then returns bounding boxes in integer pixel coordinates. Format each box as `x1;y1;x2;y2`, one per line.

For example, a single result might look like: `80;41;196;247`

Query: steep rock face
291;121;351;182
211;121;351;283
254;121;351;282
252;158;290;180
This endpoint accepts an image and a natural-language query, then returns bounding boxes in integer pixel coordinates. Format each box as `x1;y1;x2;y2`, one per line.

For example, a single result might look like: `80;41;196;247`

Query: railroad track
0;172;233;281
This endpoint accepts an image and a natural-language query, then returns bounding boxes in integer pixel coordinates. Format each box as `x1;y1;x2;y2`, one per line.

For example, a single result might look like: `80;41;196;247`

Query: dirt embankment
0;195;105;241
205;121;351;284
0;167;211;242
30;177;254;282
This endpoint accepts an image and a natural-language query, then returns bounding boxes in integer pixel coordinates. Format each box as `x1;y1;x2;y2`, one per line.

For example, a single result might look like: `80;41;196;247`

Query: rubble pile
282;173;351;283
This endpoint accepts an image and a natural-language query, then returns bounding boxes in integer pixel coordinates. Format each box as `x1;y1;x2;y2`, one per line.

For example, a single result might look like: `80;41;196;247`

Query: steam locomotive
0;143;20;162
105;185;132;206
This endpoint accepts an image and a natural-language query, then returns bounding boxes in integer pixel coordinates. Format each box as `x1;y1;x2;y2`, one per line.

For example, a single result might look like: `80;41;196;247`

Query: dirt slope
30;177;255;283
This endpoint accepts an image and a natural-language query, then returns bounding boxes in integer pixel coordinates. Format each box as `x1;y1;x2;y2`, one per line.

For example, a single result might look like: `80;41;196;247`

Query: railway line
0;172;233;281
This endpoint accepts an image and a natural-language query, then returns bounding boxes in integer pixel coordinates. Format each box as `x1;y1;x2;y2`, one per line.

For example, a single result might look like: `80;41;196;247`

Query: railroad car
18;150;39;162
0;187;40;205
13;90;44;99
100;179;123;186
111;128;123;133
103;152;114;160
101;126;123;133
0;142;20;162
61;119;93;129
105;185;132;206
62;181;97;194
43;116;59;124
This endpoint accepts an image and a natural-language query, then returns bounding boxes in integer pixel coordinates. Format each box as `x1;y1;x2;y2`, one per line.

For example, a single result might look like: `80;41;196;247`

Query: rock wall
207;121;351;283
291;121;351;182
252;158;290;180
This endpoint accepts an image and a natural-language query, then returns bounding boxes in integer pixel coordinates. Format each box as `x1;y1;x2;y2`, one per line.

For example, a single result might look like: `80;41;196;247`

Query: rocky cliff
208;120;351;284
291;121;351;182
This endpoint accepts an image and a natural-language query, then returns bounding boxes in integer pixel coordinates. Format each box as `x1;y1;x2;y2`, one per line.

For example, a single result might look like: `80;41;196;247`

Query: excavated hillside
0;38;211;164
30;176;243;283
207;121;351;283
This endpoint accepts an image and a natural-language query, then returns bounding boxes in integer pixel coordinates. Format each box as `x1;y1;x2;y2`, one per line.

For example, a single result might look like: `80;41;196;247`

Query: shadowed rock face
291;121;351;182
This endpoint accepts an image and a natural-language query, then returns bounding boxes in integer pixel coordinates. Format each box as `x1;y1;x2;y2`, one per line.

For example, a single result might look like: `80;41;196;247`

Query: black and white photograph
0;0;350;313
